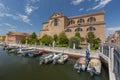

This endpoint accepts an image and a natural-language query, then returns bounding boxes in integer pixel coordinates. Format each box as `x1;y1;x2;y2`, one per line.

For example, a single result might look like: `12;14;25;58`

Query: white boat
52;53;63;64
57;55;69;64
39;53;54;64
87;58;101;76
74;57;88;72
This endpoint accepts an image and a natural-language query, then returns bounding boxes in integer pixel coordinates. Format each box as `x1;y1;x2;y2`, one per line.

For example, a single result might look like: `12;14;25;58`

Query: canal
0;46;109;80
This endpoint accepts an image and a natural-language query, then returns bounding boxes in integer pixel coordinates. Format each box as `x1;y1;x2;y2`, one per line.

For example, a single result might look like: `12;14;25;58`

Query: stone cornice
69;11;105;19
42;22;49;24
40;29;49;31
65;21;105;29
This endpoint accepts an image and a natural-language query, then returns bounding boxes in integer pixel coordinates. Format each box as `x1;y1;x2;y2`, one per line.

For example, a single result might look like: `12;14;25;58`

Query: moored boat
21;50;37;56
57;55;69;64
74;57;88;72
87;58;101;76
52;53;63;64
39;53;54;64
6;46;19;51
28;50;43;57
17;48;33;54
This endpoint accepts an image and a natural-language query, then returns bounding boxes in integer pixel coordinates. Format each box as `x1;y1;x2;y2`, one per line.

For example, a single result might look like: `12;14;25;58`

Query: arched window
75;27;83;32
54;19;58;26
77;19;85;24
65;28;72;32
87;26;96;31
87;17;96;22
69;19;75;25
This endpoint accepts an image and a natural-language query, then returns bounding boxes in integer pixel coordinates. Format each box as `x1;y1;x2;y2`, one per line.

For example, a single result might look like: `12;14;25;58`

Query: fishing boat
87;58;101;76
17;48;33;54
9;48;19;53
52;53;63;64
28;50;43;57
39;53;54;64
22;50;37;56
57;55;69;64
74;57;88;72
6;46;19;51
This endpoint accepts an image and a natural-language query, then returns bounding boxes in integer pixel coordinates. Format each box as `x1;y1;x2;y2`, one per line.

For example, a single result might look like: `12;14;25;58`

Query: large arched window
87;26;96;31
77;19;85;24
54;19;58;26
75;27;83;32
65;28;72;32
69;19;75;25
87;17;96;22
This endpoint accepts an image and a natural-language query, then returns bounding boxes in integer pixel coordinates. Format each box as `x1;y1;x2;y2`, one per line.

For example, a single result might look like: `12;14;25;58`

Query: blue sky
0;0;120;37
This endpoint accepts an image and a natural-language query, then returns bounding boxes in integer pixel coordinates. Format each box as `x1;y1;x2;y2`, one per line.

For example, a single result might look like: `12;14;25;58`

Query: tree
75;32;81;38
21;37;26;44
58;31;69;46
41;34;53;46
29;32;38;44
31;32;37;39
69;37;80;49
75;32;84;43
53;34;58;42
86;32;101;49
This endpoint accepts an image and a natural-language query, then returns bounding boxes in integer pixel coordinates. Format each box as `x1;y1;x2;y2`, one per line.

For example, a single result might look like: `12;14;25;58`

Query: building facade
114;30;120;42
5;32;31;44
39;11;106;43
0;36;6;41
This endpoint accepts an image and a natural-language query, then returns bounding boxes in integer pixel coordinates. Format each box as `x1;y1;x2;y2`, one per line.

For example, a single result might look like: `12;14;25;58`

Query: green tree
29;32;38;44
75;32;81;38
53;34;58;42
69;37;80;49
58;31;69;47
21;37;26;44
75;32;84;43
86;32;101;49
41;34;53;46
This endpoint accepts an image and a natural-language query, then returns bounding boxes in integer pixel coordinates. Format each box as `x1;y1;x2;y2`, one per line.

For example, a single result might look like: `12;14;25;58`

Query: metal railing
114;48;120;80
100;44;120;80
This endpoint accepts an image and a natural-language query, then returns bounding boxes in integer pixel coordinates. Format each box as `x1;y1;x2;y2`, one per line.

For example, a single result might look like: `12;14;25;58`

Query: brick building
39;11;106;43
5;32;31;44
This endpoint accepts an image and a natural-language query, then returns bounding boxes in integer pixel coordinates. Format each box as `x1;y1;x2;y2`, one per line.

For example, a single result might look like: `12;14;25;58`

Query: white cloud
25;0;39;15
4;23;17;31
106;26;120;35
0;12;32;25
0;3;5;10
18;14;32;25
107;27;120;32
0;2;9;12
25;4;38;15
79;8;84;11
95;0;100;2
29;0;40;3
0;23;17;35
71;0;84;5
92;0;112;9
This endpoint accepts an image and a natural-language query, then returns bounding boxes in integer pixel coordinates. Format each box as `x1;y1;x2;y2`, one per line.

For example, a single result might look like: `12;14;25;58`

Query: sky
0;0;120;37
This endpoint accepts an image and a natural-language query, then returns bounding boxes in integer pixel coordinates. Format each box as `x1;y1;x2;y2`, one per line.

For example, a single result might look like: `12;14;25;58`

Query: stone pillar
88;43;90;52
109;46;111;58
73;43;75;49
111;47;114;72
101;45;103;54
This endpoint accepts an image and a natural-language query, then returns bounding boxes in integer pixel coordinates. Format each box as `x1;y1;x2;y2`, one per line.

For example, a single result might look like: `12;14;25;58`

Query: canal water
0;46;109;80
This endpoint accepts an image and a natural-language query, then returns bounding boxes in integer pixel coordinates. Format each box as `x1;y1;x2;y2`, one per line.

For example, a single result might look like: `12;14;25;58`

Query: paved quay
29;46;100;59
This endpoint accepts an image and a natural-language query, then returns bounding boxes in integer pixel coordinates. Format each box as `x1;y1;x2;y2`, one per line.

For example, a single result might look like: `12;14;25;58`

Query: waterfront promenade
7;43;120;80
